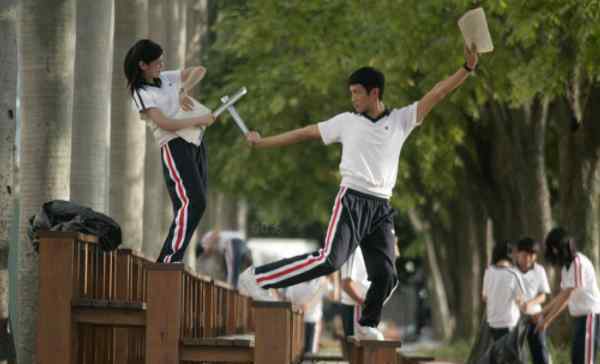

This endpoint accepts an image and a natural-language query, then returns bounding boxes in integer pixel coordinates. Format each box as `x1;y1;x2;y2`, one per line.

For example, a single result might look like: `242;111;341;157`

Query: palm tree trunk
70;0;114;213
141;0;167;260
16;1;76;362
165;0;195;268
0;2;17;363
110;0;148;251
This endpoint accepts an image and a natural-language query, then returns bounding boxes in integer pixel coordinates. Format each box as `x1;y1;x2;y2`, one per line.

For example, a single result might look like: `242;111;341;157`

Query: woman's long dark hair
123;39;163;96
545;227;577;268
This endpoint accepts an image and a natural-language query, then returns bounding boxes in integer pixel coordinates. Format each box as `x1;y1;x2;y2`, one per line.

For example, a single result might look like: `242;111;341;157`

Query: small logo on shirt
385;126;389;130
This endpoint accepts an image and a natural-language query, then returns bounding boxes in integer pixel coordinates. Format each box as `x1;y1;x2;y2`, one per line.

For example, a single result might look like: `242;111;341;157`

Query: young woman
124;39;215;263
536;227;600;364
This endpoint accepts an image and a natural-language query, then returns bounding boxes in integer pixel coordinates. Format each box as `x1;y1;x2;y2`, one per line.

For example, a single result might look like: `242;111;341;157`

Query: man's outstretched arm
246;124;321;148
417;45;479;124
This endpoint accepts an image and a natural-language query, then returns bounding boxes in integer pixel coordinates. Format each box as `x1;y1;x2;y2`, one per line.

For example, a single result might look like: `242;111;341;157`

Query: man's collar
359;108;391;123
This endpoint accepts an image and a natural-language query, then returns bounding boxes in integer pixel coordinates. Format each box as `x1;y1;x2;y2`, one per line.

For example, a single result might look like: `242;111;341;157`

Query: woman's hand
179;89;194;112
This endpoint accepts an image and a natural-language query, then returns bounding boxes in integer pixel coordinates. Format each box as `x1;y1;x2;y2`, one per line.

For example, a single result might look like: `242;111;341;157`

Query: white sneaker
356;324;385;340
238;267;277;301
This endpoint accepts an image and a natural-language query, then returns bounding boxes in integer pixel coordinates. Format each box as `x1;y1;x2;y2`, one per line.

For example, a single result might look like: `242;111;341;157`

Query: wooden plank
73;298;146;310
180;345;254;362
72;306;145;327
254;304;291;364
145;265;183;364
182;336;254;348
37;234;77;364
36;230;98;243
113;328;129;364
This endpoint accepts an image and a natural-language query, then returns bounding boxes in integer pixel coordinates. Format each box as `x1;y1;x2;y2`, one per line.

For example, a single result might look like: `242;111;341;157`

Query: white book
174;97;208;145
458;7;494;53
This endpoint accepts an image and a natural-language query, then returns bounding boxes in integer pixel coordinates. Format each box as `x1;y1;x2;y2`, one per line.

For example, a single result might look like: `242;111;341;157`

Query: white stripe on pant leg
254;187;348;286
162;145;190;262
383;280;399;306
254;187;347;281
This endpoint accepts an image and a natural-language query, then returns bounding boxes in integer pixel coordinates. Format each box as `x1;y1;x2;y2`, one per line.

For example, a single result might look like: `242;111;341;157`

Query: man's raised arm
417;45;479;124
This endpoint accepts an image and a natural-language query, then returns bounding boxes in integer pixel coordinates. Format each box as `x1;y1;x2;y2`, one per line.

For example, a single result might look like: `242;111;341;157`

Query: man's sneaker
238;267;277;301
356;324;385;340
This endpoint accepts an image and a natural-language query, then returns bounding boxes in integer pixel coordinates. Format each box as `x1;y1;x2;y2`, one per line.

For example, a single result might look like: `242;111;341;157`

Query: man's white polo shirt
318;102;419;199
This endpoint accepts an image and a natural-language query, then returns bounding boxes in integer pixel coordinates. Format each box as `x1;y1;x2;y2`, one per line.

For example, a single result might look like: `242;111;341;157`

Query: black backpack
28;200;122;251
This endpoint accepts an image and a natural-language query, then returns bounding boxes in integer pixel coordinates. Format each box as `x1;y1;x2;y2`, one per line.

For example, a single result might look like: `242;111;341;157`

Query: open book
458;8;494;53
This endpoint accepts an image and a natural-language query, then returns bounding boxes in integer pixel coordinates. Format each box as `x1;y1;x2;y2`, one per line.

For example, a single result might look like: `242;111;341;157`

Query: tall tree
16;0;76;362
142;0;167;260
0;1;17;362
164;0;196;267
110;0;148;250
70;0;114;212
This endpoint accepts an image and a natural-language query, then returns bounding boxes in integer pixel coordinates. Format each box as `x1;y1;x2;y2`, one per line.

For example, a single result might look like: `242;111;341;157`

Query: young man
239;45;479;340
483;241;525;341
515;238;551;364
536;227;600;364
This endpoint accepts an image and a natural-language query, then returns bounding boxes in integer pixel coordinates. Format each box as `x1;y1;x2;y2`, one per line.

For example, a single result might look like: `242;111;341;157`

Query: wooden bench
37;231;306;364
347;336;403;364
37;231;150;364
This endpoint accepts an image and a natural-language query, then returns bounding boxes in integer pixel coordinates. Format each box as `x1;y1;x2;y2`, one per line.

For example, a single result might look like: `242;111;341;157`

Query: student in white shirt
514;237;551;364
482;241;524;341
536;227;600;364
124;39;216;264
196;230;252;288
239;44;480;340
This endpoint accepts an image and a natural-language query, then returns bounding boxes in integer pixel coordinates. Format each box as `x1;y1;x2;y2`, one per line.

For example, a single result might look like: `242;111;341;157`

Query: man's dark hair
491;240;512;265
348;67;385;99
545;227;577;268
516;237;539;254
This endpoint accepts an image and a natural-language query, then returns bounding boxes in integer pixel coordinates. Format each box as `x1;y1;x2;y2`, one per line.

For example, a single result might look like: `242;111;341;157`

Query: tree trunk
142;0;167;260
461;98;553;244
110;0;148;251
16;1;76;362
559;83;600;267
186;0;210;74
407;210;454;341
163;0;196;267
0;2;17;362
70;0;114;212
452;194;484;340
